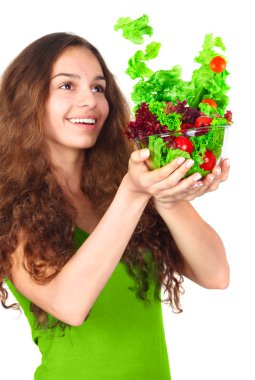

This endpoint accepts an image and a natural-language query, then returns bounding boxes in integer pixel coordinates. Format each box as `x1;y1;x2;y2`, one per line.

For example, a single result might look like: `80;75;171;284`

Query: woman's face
43;46;109;154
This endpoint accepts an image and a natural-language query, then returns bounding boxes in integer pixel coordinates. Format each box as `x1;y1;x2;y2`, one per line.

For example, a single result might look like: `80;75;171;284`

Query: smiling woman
0;31;229;380
43;47;109;155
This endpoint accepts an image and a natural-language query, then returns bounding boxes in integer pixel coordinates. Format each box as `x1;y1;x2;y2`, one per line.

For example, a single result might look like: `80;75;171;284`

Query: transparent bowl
135;125;230;176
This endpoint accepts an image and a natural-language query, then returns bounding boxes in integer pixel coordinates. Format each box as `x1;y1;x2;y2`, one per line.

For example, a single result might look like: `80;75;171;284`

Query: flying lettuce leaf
144;42;161;60
126;52;153;80
126;42;161;80
114;14;153;44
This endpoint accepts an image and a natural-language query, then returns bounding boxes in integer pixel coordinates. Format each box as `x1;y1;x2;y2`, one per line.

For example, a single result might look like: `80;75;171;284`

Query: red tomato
194;116;212;135
195;116;212;127
173;136;194;154
200;150;216;171
201;98;217;109
210;56;226;73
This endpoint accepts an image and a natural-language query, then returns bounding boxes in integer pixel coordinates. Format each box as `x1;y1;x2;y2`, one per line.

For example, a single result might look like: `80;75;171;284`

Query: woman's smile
66;115;97;130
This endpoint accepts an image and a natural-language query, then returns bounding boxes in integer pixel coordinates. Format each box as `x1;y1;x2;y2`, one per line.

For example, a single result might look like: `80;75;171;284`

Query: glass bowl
135;125;230;176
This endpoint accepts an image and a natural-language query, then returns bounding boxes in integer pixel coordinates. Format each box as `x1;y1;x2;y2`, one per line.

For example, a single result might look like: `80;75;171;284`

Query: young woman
0;32;230;380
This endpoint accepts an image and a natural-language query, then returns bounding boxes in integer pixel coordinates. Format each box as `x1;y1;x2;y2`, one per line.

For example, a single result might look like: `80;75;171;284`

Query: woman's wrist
120;173;152;204
154;198;189;212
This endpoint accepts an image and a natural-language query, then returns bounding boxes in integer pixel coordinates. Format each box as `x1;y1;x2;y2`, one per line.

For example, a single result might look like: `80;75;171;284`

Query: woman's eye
60;82;72;90
92;85;105;93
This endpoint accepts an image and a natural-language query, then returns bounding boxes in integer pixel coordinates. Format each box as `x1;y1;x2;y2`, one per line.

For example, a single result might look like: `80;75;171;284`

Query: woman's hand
125;148;199;200
190;158;230;195
125;149;230;207
154;157;230;209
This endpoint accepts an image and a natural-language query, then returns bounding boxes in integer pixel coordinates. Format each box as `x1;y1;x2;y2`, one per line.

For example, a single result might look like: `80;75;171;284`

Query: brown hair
0;32;184;329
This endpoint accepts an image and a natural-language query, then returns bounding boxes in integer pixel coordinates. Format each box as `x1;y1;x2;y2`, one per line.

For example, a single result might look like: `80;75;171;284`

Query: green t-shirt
5;227;171;380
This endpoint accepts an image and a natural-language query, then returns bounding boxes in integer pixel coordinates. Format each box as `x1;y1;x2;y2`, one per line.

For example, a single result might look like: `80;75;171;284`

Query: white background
0;0;253;379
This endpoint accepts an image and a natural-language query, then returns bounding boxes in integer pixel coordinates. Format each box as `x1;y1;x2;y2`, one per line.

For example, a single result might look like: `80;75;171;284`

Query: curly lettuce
126;42;161;80
147;135;190;169
148;101;181;131
114;15;153;44
131;66;193;108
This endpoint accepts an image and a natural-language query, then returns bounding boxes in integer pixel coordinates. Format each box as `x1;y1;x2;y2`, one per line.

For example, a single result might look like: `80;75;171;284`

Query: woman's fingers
199;158;230;192
129;148;150;165
145;157;195;186
154;159;230;202
187;158;230;196
153;171;203;201
219;158;230;181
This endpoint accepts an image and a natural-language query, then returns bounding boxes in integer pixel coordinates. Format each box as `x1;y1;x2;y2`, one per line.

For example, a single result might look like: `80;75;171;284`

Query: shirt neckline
75;225;90;237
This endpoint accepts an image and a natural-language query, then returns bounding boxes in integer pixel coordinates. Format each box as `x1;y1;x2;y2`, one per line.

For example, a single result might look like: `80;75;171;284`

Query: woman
0;32;230;379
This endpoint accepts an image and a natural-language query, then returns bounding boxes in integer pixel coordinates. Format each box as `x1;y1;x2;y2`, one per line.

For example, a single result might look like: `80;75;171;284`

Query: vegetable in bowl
133;104;230;176
114;14;233;175
136;125;229;175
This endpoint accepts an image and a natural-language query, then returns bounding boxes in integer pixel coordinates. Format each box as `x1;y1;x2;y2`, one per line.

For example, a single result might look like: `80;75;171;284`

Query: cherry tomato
201;98;217;109
210;56;226;73
195;116;212;135
173;136;194;154
195;116;212;127
200;150;216;171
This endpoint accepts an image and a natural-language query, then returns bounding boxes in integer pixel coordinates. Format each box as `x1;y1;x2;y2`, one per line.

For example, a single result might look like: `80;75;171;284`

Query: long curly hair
0;32;185;328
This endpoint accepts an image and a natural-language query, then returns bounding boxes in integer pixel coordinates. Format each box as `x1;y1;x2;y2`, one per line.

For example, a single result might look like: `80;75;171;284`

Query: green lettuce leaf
211;117;228;126
114;15;153;44
131;66;193;107
194;34;226;66
144;42;161;60
162;148;190;166
126;42;161;80
148;135;190;169
148;135;166;168
126;51;153;80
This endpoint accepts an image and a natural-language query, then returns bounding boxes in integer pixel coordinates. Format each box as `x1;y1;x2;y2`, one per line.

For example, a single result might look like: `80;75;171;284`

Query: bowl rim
134;124;230;142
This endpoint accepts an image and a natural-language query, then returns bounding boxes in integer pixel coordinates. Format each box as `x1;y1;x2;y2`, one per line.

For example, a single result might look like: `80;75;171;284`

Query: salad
114;15;233;176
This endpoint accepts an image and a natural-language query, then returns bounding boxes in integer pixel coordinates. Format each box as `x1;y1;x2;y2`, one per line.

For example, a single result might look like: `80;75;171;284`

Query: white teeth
69;118;96;124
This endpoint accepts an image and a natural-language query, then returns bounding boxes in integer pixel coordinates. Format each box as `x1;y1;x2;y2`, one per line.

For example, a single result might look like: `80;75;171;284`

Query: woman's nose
76;89;97;108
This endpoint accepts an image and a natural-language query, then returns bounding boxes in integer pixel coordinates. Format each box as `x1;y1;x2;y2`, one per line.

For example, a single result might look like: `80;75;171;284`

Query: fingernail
185;159;194;168
192;182;203;189
176;157;185;165
141;149;150;158
215;167;221;175
193;173;202;181
225;158;230;167
209;175;215;182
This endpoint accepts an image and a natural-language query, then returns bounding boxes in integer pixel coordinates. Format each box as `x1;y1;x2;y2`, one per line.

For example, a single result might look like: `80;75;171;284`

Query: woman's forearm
154;200;230;289
53;175;150;325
